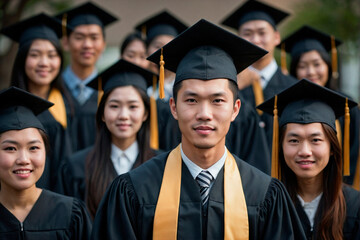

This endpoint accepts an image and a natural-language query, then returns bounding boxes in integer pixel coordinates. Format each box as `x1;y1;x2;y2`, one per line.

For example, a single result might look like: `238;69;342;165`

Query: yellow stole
48;88;67;129
252;79;264;115
153;145;249;239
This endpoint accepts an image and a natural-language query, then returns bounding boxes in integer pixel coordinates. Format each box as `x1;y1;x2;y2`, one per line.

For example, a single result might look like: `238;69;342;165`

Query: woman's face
282;123;331;181
296;50;329;87
0;128;46;191
122;39;149;69
103;86;148;148
146;35;174;74
25;39;61;88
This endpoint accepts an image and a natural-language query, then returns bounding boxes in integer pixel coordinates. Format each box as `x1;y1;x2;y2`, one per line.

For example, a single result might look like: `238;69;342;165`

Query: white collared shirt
110;141;139;175
249;59;278;88
181;144;227;189
297;193;323;230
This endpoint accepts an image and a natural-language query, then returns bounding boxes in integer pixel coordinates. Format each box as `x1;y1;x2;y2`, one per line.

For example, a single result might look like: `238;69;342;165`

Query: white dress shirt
110;141;139;175
297;193;323;230
249;58;278;88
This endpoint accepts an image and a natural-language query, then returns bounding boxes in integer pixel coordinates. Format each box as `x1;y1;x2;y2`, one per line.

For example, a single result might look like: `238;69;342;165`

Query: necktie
77;83;87;105
196;170;214;210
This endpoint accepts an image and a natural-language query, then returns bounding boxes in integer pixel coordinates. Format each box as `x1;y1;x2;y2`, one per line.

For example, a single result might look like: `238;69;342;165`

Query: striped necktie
196;170;214;210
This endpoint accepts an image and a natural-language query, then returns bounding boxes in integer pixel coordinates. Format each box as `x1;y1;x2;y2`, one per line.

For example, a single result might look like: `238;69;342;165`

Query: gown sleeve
70;198;93;240
257;179;306;240
91;174;139;240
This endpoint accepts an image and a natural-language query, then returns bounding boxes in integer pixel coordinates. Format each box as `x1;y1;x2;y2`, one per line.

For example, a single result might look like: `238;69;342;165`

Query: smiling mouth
13;170;33;174
296;160;315;165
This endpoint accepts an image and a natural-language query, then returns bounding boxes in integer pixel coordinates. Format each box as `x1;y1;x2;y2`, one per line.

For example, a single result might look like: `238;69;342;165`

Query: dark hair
172;79;239;103
290;50;336;90
120;31;146;56
279;123;346;240
85;85;154;218
10;39;74;115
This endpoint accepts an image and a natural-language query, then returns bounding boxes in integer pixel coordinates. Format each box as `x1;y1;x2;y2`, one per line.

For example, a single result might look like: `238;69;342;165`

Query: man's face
238;20;280;62
170;79;240;150
63;24;106;68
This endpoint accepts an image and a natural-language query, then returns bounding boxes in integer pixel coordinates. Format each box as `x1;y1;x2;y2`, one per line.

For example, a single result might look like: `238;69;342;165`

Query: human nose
196;102;212;121
298;141;312;157
117;107;129;120
16;150;31;165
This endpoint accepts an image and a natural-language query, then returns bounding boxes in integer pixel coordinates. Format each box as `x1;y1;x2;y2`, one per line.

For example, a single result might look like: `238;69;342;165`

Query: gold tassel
97;77;104;106
352;149;360;190
61;13;67;37
343;98;350;176
331;35;339;80
150;75;159;150
271;95;280;179
141;25;146;39
159;48;165;99
281;43;288;75
252;79;264;115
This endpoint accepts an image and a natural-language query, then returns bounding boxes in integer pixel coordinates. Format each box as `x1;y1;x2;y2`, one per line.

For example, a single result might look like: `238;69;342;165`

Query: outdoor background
0;0;359;101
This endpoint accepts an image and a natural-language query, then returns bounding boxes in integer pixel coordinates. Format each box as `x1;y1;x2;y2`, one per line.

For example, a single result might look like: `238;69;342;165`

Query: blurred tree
0;0;72;89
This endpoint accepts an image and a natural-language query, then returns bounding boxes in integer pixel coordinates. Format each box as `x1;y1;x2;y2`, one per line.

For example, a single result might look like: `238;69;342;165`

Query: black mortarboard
0;87;53;134
135;10;188;44
55;1;118;35
257;78;357;178
147;19;267;98
1;13;68;48
221;0;289;30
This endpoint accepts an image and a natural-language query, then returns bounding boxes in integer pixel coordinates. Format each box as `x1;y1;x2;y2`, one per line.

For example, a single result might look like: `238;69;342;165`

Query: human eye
213;98;225;104
129;104;139;109
29;145;40;151
4;146;16;151
312;138;323;143
288;138;299;144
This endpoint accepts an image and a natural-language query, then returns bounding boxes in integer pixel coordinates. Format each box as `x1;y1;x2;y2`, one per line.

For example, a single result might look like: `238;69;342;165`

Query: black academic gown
295;185;360;240
157;98;271;175
240;68;298;148
0;190;92;240
36;93;73;191
65;84;98;152
91;152;306;240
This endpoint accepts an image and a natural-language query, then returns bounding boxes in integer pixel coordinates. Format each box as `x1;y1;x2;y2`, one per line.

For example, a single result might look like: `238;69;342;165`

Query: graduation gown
157;97;271;175
295;185;360;240
0;190;92;240
240;68;297;148
91;152;306;239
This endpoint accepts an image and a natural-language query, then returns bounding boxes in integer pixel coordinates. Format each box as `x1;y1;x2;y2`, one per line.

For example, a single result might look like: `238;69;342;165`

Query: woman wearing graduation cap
1;13;74;191
281;26;360;188
258;79;360;239
120;31;149;69
58;59;158;218
0;87;92;239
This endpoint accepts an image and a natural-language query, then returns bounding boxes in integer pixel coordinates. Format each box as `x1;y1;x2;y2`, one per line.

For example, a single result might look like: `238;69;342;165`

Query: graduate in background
0;87;92;239
91;19;305;240
280;25;360;188
58;60;158;218
221;0;298;149
55;2;118;151
258;79;360;240
2;13;73;191
120;31;149;69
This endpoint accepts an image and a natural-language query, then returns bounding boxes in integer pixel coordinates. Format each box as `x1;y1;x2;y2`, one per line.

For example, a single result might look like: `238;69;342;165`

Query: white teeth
15;170;31;174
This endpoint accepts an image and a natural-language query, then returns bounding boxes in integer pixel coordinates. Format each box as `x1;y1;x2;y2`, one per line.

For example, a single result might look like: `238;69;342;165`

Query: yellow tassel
150;75;159;150
61;13;67;37
352;149;360;190
281;43;288;75
343;98;350;176
331;35;339;80
271;95;280;179
252;79;264;115
97;77;104;106
159;48;165;99
141;25;147;39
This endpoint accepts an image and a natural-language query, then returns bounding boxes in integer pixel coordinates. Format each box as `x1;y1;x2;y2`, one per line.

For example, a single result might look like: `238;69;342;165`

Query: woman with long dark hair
258;79;360;239
120;31;149;69
1;13;74;191
281;25;360;187
58;59;157;218
0;87;91;239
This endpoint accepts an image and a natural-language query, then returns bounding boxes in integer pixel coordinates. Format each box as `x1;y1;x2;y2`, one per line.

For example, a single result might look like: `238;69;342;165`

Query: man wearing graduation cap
221;0;297;149
91;19;305;240
55;2;118;151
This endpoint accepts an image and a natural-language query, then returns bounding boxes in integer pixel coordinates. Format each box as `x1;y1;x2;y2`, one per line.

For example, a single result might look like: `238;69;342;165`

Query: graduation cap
257;79;358;178
1;13;68;48
87;59;160;150
147;19;268;99
55;1;118;36
221;0;289;30
135;10;188;44
279;25;342;79
0;87;53;134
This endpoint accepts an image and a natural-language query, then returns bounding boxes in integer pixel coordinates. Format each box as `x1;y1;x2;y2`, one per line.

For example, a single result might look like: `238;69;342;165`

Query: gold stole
335;119;342;147
252;79;264;115
48;88;67;129
153;145;249;239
